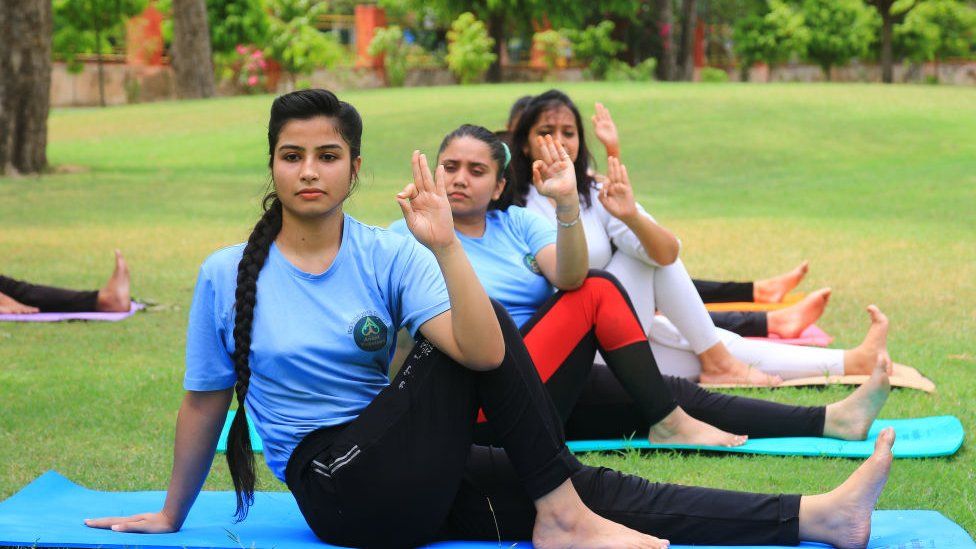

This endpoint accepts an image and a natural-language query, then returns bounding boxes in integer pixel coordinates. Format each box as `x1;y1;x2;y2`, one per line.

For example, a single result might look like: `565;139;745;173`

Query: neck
276;207;344;272
452;211;488;238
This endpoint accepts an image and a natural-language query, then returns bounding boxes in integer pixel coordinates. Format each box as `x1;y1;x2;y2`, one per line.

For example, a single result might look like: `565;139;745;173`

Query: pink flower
251;50;263;59
236;44;248;55
258;59;267;69
248;75;258;86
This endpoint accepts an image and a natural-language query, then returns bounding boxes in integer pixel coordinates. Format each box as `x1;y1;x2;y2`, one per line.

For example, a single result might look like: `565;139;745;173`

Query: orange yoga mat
705;292;806;312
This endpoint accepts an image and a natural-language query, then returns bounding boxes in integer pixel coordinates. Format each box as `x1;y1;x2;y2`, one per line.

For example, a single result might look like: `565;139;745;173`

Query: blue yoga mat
217;414;964;459
1;472;973;549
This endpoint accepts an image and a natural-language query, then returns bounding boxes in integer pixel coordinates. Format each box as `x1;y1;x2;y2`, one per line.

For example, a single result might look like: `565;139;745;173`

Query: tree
733;0;810;81
382;0;636;82
802;0;874;79
656;0;677;80
369;25;412;87
446;12;497;84
0;0;53;175
677;0;697;80
865;0;921;83
171;0;215;99
52;0;146;107
898;0;976;66
265;0;346;89
564;21;627;80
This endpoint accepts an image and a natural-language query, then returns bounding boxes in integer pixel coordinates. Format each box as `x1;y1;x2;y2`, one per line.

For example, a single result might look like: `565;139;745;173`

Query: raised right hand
84;511;179;533
531;134;578;205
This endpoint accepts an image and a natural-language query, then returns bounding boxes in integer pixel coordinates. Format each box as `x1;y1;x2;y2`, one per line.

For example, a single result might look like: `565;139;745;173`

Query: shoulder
200;243;246;278
347;216;428;267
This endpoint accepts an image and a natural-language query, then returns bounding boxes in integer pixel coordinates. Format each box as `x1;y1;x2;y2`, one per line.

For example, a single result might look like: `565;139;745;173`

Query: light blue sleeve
183;265;237;391
393;238;451;337
387;218;409;235
517;207;557;255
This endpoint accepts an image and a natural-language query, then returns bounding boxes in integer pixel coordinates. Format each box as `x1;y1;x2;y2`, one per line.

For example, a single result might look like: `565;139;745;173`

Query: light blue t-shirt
390;207;556;327
184;214;450;481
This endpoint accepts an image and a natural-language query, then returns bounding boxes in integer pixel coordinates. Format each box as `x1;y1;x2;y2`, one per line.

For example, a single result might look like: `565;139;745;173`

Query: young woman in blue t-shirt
84;89;678;548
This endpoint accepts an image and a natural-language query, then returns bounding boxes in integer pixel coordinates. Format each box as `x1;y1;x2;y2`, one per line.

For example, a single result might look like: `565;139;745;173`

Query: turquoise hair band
502;142;512;170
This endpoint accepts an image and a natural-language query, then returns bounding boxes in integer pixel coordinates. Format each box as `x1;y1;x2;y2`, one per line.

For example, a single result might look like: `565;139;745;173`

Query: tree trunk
0;0;53;176
171;0;215;99
677;0;697;80
486;12;505;83
880;13;894;83
655;0;676;81
95;20;106;107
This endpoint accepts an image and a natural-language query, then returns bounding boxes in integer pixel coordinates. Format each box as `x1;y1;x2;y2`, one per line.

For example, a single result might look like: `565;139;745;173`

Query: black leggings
710;310;769;337
694;278;753;303
286;301;801;547
0;274;98;312
473;271;822;443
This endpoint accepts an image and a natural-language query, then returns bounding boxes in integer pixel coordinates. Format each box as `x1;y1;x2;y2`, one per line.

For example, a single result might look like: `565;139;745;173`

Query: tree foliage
801;0;874;78
564;21;626;80
446;12;496;84
52;0;147;72
733;0;810;79
368;25;415;87
264;0;346;85
206;0;270;55
896;0;976;63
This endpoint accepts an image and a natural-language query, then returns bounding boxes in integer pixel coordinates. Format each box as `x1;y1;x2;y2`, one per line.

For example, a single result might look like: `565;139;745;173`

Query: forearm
554;201;589;289
622;213;680;266
161;389;233;528
432;239;505;369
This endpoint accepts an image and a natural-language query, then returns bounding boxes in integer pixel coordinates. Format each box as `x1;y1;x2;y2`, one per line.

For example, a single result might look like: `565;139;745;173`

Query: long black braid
227;89;362;520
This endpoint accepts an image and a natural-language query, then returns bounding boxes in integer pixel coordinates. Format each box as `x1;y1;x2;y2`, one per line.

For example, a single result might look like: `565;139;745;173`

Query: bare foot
533;480;669;549
843;305;892;375
0;292;40;314
767;288;831;338
698;343;783;386
649;407;747;447
798;427;895;548
95;250;131;313
823;357;890;440
754;261;809;303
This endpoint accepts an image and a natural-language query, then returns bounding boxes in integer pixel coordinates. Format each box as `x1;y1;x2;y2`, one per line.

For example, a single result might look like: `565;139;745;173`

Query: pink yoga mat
747;324;833;347
0;302;144;323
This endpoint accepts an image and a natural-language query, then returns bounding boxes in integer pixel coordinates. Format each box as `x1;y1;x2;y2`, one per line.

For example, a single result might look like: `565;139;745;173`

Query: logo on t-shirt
352;314;389;352
523;253;542;275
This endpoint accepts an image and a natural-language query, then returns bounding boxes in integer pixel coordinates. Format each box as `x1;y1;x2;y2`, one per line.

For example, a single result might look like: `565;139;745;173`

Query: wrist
555;203;581;226
429;236;463;257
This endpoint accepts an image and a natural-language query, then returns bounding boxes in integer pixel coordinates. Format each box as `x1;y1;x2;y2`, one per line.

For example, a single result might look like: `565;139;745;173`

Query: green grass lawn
1;82;974;538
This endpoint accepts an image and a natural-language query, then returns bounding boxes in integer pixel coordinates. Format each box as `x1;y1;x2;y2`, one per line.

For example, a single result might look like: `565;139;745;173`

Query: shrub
446;12;497;85
605;58;658;82
533;29;571;74
368;25;411;87
564;21;625;80
699;66;730;82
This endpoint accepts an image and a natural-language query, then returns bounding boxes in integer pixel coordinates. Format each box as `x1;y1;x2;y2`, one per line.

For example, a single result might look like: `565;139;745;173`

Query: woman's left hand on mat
84;511;178;533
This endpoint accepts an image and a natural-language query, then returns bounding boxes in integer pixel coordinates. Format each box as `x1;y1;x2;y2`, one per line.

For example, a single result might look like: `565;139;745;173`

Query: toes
875;427;895;451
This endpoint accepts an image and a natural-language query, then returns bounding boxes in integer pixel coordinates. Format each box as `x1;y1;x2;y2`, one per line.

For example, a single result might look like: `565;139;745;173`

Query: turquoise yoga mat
1;471;974;549
217;414;964;459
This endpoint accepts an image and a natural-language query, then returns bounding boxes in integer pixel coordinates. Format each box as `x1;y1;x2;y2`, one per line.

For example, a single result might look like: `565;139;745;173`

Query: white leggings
603;253;844;381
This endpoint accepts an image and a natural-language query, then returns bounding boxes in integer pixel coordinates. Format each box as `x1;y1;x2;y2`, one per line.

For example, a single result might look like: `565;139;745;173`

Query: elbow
554;273;587;292
657;248;679;266
462;343;505;371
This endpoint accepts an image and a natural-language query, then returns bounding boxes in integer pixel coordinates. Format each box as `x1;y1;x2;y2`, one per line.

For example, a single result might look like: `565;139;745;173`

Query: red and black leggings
476;270;823;442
